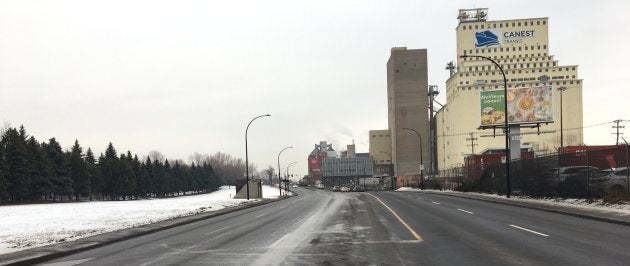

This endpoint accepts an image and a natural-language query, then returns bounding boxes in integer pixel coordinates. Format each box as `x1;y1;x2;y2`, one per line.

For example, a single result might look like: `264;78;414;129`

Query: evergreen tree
25;136;52;200
1;127;30;202
0;134;9;202
163;159;174;196
171;161;185;194
99;143;118;199
117;152;136;199
68;140;90;200
143;157;154;197
132;154;144;199
84;148;100;200
42;138;73;200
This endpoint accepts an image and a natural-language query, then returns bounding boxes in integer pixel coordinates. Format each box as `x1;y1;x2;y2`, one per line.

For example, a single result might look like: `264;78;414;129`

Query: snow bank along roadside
0;185;286;255
396;187;630;215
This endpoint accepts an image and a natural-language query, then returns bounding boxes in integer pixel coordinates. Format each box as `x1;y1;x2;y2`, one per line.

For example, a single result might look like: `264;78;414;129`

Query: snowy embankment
396;187;630;214
0;185;285;255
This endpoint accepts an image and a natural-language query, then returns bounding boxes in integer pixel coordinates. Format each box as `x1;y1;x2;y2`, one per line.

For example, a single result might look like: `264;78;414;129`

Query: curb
401;190;630;227
0;195;295;266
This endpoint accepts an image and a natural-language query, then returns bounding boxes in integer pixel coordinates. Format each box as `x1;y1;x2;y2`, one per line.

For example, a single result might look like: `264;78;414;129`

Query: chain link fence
436;145;630;199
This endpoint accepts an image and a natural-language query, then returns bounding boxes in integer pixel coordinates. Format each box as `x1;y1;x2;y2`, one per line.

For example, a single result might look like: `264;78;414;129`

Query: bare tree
146;150;165;163
262;166;276;186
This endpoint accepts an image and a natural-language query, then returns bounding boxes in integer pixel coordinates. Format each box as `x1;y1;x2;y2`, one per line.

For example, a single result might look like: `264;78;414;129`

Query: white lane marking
457;209;474;214
255;213;265;218
417;197;423;200
509;224;549;237
205;226;230;235
270;233;291;247
432;201;441;205
41;258;94;266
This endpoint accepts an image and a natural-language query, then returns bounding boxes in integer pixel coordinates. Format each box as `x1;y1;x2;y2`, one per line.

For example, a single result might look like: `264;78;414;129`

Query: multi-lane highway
43;188;630;265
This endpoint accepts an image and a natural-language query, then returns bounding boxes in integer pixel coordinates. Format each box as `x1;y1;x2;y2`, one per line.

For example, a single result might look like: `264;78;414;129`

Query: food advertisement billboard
480;86;553;126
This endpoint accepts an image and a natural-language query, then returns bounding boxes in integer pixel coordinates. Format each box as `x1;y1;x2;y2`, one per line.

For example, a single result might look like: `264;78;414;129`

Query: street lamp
459;54;511;198
277;146;293;196
380;151;395;190
245;114;271;200
558;86;568;151
402;127;424;189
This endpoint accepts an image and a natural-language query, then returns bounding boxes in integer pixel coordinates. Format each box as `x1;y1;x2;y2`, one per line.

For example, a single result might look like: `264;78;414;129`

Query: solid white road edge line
432;201;441;205
509;224;550;237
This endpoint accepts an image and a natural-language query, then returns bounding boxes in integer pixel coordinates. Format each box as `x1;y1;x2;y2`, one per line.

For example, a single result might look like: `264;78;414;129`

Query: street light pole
245;114;271;200
402;128;423;189
459;54;511;198
558;86;568;151
277;146;293;197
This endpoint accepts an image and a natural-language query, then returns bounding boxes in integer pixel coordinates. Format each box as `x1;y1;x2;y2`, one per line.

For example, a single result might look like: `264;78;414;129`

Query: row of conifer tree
0;126;222;203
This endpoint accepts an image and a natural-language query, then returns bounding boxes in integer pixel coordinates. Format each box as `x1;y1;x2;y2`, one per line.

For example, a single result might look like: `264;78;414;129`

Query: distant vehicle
543;166;601;193
352;186;364;192
332;186;340;192
340;186;350;192
558;167;606;196
316;184;325;189
590;167;629;195
292;184;298;188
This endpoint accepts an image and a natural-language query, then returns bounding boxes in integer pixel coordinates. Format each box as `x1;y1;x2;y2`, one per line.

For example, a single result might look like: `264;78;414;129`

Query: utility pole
613;119;625;145
466;132;478;155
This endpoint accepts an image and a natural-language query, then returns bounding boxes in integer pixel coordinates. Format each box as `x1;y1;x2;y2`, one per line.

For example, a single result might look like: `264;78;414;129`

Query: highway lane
375;191;630;265
42;188;630;265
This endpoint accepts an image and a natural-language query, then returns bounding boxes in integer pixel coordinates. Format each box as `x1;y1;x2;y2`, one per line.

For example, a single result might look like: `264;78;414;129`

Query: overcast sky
1;0;628;178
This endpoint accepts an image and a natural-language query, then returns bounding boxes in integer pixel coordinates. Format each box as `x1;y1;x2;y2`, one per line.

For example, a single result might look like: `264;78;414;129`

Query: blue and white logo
475;30;501;48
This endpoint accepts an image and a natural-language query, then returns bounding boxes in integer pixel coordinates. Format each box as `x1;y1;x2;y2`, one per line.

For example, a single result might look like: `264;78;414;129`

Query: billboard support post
460;54;511;198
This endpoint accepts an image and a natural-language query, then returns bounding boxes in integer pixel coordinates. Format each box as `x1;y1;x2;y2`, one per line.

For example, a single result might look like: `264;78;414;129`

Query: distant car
352;186;364;192
590;167;629;195
340;186;350;192
316;184;324;189
292;184;298;188
332;186;340;192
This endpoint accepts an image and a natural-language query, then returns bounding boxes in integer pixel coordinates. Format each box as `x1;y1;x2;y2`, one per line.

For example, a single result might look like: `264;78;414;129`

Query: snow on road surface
0;185;286;255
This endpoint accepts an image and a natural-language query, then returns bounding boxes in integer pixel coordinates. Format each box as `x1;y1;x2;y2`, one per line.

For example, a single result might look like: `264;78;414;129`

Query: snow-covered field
396;187;630;214
0;185;286;255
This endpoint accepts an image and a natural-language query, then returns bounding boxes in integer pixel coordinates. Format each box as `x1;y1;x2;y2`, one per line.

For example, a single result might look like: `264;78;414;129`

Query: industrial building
370;48;431;186
321;143;373;188
436;8;584;171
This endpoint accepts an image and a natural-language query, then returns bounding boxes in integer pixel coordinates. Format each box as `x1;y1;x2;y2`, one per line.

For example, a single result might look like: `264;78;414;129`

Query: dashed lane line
457;208;474;215
509;224;550;237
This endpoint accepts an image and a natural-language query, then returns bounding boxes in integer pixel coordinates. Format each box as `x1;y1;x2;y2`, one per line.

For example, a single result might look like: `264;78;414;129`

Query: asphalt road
42;188;630;265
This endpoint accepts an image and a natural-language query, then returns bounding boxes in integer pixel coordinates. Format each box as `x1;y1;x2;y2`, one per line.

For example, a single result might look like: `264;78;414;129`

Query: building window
543;20;546;25
537;21;540;25
543;45;547;49
475;25;478;29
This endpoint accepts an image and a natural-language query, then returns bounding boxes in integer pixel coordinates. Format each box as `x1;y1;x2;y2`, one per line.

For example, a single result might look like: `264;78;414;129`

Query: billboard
474;29;537;48
480;86;553;126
